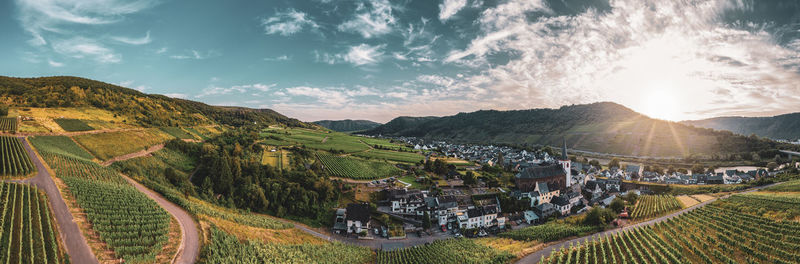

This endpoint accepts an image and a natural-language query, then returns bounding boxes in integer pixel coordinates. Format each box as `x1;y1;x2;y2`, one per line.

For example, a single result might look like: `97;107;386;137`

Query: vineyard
36;147;172;263
29;136;95;160
159;127;196;140
53;118;94;132
499;223;600;242
200;227;372;264
376;238;515;264
0;182;64;264
73;129;173;160
630;195;682;220
764;179;800;192
716;192;800;221
540;195;800;264
0;136;35;177
0;118;17;133
317;153;401;180
353;149;424;164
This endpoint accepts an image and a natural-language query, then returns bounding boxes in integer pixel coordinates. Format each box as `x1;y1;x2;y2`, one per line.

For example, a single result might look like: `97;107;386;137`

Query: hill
364;102;795;158
312;119;381;132
0;76;310;128
682;113;800;141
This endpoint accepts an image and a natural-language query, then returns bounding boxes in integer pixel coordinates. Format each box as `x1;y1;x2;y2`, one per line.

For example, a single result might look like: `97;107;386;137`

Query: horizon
2;0;800;123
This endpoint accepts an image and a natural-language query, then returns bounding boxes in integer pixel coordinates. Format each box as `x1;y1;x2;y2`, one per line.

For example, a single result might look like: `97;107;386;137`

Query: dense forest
312;119;382;132
0;76;310;128
365;102;799;158
683;113;800;141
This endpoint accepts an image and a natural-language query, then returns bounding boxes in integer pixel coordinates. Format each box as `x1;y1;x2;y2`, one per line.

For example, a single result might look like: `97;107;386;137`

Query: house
551;196;572;216
584;180;604;200
515;164;567;192
534;182;560;204
625;165;641;178
564;191;582;206
523;210;540;225
706;175;724;185
333;208;347;234
345;203;371;234
604;179;621;192
533;203;557;219
434;195;460;226
599;195;617;207
387;189;426;215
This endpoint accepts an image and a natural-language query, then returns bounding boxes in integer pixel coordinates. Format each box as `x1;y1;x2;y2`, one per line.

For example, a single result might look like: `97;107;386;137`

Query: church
514;140;571;192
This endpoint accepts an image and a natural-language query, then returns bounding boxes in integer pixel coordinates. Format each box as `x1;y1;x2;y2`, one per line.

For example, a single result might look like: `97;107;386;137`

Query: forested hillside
0;76;310;128
312;119;381;132
683;113;800;141
365;102;798;158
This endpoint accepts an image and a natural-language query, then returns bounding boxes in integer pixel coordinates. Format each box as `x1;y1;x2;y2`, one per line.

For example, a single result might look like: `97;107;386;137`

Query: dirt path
121;174;200;264
101;143;165;166
321;136;329;143
515;182;784;263
17;137;99;264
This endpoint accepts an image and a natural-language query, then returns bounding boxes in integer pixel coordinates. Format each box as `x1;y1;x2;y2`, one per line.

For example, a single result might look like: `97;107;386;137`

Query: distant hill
683;113;800;141
312;119;381;132
364;102;794;158
0;76;310;128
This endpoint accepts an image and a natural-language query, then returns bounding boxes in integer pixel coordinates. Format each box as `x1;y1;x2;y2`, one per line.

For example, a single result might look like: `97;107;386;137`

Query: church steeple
561;137;568;160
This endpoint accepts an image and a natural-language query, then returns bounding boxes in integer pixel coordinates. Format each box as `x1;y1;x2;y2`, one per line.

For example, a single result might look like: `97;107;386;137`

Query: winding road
17;137;99;264
515;182;783;263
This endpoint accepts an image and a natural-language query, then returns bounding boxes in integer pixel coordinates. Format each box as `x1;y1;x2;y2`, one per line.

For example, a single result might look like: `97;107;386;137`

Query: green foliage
200;227;372;264
630;195;682;220
352;149;422;163
376;238;514;264
763;179;800;192
498;222;599;242
159;127;196;140
716;193;800;221
29;136;94;160
0;182;64;264
73;129;172;161
609;197;625;214
0;105;7;116
608;158;620;169
0;118;16;133
312;120;381;132
583;207;616;226
317;153;401;180
0;136;35;177
53;119;93;132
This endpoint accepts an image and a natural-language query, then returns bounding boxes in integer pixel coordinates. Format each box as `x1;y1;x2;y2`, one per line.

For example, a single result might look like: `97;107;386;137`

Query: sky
1;0;799;122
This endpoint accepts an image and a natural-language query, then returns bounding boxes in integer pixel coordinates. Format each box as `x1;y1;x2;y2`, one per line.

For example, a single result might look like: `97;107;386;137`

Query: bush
583;207;616;226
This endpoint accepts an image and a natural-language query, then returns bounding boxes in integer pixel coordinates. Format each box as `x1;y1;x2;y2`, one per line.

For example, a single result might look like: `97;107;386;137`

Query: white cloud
47;59;64;67
264;55;291;61
170;50;220;60
439;0;467;21
338;0;396;38
196;83;276;98
164;93;188;99
344;44;385;65
156;47;168;54
111;30;151;45
285;86;350;107
52;37;121;63
262;9;319;36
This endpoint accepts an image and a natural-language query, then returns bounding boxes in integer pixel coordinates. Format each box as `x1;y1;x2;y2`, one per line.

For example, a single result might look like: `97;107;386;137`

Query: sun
640;86;681;121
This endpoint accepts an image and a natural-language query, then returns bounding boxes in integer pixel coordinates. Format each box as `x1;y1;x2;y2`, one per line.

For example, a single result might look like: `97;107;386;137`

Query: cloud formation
439;0;467;21
262;9;319;36
338;0;396;38
112;30;151;45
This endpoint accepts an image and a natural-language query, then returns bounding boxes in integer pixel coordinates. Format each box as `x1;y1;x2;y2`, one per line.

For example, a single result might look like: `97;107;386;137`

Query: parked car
441;225;447;232
374;228;379;235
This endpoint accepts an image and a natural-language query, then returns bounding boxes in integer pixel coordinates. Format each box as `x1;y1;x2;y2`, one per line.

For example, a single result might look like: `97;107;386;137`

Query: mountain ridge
682;113;800;141
312;119;382;132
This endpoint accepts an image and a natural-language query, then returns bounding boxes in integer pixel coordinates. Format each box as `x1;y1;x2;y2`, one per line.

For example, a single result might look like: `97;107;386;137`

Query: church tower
557;138;571;188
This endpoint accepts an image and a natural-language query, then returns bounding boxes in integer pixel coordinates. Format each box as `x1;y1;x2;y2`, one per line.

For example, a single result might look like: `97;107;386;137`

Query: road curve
121;174;200;264
17;137;99;264
515;182;783;263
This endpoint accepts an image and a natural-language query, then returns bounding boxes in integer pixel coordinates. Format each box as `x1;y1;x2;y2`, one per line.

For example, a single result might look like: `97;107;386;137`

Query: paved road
121;174;200;264
17;137;99;264
515;182;783;263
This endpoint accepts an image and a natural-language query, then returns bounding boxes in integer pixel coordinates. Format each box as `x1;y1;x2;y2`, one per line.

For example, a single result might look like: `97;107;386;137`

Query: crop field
184;127;209;140
29;136;95;160
261;148;289;169
113;148;195;183
716;192;800;221
359;137;412;151
317;153;401;180
0;182;64;264
159;127;196;140
675;195;700;208
353;149;424;164
73;129;173;160
376;238;515;264
201;227;372;264
37;148;172;263
499;223;599;242
0;118;17;133
630;195;682;220
540;195;800;264
262;128;370;153
764;179;800;192
53;118;94;132
0;136;35;177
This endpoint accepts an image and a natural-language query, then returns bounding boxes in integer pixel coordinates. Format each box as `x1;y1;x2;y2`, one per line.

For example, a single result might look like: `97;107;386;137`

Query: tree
767;162;778;171
583;207;616;226
0;104;7;117
667;165;676;175
651;165;663;175
690;163;704;175
588;160;600;168
422;211;431;230
623;192;638;205
609;197;625;213
463;171;477;185
608;158;620;169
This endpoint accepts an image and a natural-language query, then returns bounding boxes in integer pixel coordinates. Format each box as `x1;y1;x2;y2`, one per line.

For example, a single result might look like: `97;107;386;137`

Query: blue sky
2;0;800;122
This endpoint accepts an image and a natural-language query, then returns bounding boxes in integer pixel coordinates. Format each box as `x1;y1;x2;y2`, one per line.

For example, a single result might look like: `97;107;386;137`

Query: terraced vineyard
36;147;172;263
53;118;94;132
540;195;800;264
317;153;401;180
29;136;95;160
159;127;196;140
0;182;64;264
0;136;35;177
499;223;600;242
353;149;424;164
630;195;682;220
376;238;515;264
201;227;372;264
0;118;17;133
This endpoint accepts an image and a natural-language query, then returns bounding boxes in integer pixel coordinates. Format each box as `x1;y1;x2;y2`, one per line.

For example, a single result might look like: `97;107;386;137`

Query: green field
353;149;423;164
360;137;412;151
763;179;800;192
376;238;514;264
0;136;35;177
317;153;401;180
159;127;196;140
0;182;64;264
53;118;93;132
498;222;599;242
73;129;173;161
630;195;682;220
261;128;370;153
0;118;17;133
29;136;94;160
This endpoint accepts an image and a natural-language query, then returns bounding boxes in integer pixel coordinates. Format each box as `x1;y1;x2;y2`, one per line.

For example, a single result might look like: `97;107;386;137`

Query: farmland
29;136;95;160
0;136;35;177
0;118;17;133
200;227;372;264
499;222;600;243
53;118;93;132
261;128;370;153
716;192;800;221
540;195;800;264
764;179;800;192
359;137;412;151
0;182;64;264
375;238;515;264
73;129;173;160
159;127;196;140
317;153;402;180
261;148;290;169
353;149;424;164
630;195;682;220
